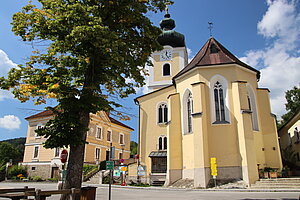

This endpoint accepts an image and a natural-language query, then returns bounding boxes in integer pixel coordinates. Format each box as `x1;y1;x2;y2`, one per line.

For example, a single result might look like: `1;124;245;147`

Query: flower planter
263;172;269;179
269;171;278;178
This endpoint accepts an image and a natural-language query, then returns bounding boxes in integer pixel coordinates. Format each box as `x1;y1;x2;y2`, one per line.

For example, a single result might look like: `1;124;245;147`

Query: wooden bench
0;188;80;200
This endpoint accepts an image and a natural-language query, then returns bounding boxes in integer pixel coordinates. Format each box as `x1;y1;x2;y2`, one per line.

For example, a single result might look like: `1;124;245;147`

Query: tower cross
165;0;171;14
208;22;213;37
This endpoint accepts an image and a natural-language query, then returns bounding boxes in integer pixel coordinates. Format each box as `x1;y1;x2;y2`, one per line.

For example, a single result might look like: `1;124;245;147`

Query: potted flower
269;168;278;178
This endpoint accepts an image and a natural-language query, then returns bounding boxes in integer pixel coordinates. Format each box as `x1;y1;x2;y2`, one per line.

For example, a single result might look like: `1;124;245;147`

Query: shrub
47;177;59;182
8;165;27;178
99;161;106;170
83;165;98;175
32;176;43;181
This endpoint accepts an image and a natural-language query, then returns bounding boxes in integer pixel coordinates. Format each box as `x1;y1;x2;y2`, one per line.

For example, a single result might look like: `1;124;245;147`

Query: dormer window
210;43;219;54
163;63;171;76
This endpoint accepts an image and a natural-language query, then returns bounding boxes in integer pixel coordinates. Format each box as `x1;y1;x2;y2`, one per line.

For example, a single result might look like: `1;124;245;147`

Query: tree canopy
0;0;170;195
280;86;300;126
0;142;22;164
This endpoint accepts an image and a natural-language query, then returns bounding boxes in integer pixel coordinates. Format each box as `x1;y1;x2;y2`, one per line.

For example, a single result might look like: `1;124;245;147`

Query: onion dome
157;14;185;47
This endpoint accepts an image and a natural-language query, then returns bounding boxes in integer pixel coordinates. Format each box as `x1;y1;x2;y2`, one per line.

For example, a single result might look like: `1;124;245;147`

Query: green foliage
31;176;43;181
8;165;27;178
83;165;98;175
48;177;59;182
130;141;138;155
0;0;171;149
0;137;26;162
0;142;22;164
279;86;300;127
282;146;297;170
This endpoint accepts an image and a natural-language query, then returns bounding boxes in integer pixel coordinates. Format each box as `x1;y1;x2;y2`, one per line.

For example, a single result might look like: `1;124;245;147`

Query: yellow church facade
135;13;282;187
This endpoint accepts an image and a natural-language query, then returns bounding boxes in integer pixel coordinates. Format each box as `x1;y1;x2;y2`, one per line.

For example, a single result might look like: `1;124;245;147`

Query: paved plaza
0;182;299;200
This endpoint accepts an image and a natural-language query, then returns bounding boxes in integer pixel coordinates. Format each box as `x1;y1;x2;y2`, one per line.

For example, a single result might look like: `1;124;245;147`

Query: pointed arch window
214;81;226;123
187;93;193;133
163;63;171;76
158;103;168;124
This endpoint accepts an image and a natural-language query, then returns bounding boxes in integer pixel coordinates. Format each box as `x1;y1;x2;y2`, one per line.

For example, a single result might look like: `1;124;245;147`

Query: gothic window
158;136;167;150
158;103;168;124
295;127;299;142
163;63;171;76
187;93;193;133
213;81;226;123
210;75;230;124
247;86;259;131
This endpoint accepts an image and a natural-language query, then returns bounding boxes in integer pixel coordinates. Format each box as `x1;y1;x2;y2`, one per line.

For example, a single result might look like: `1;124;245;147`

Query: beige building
278;107;300;168
135;13;282;187
22;110;133;180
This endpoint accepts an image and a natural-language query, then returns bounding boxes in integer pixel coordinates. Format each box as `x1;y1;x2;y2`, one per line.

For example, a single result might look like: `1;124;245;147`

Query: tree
280;86;300;125
0;142;21;164
0;0;169;198
130;141;138;155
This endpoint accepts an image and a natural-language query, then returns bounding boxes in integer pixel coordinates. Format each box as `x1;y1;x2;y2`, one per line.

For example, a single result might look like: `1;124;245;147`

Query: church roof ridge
173;37;260;80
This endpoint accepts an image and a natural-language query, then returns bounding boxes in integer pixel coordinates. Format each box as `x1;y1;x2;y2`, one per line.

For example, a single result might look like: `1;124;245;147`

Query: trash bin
80;186;97;200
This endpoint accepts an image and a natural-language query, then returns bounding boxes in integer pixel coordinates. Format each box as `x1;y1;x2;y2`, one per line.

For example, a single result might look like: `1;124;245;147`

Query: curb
83;184;300;192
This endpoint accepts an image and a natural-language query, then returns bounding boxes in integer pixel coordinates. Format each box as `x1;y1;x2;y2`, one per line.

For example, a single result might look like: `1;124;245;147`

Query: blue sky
0;0;299;142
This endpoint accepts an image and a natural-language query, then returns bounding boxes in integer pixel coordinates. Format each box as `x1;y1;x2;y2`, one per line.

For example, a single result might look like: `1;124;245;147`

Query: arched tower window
163;63;171;76
158;103;168;124
209;75;230;124
182;89;193;134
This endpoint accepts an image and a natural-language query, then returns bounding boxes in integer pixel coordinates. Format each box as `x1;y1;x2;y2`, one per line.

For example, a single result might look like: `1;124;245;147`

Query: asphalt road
0;182;299;200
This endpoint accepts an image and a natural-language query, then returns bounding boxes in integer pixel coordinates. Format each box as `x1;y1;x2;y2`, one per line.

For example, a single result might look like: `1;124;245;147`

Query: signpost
108;143;114;200
60;149;68;188
106;161;114;170
210;157;217;187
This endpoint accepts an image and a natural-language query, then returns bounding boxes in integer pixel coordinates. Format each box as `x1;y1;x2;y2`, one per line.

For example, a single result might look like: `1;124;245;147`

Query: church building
135;12;282;187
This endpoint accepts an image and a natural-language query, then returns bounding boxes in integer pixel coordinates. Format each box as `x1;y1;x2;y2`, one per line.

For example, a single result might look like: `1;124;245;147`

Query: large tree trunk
60;111;90;200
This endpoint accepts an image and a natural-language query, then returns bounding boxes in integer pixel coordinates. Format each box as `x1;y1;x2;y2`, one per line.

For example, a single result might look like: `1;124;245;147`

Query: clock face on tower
160;49;172;61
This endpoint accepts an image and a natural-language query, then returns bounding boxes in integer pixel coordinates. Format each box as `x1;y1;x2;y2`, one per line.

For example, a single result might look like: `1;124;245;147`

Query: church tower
147;12;188;92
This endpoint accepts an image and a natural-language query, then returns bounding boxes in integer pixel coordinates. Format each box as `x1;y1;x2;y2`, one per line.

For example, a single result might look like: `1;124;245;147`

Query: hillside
0;137;26;162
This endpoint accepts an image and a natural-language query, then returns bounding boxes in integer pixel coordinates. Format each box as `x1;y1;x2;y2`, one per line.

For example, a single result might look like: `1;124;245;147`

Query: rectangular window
95;148;100;160
54;147;60;157
107;130;112;142
119;152;123;160
119;134;124;144
33;146;39;158
96;127;102;139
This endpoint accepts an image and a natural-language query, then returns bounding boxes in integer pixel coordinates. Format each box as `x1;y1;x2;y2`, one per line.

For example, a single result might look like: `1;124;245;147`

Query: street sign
106;161;114;170
121;167;127;172
210;157;217;176
60;149;68;163
137;165;145;176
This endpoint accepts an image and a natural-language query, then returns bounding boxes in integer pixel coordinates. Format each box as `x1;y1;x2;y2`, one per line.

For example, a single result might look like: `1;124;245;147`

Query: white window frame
157;135;167;150
162;62;172;77
95;148;101;160
35;123;43;138
107;129;112;143
119;133;124;145
54;147;60;158
209;75;230;124
96;126;103;140
157;102;168;124
33;145;39;159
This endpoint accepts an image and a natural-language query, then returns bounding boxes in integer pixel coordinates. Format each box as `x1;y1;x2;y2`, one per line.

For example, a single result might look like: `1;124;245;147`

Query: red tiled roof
173;37;260;80
25;110;54;120
25;110;134;130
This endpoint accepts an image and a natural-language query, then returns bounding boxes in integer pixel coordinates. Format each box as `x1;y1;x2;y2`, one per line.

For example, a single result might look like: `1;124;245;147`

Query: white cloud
241;0;300;117
0;49;18;101
187;47;194;63
0;115;21;130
